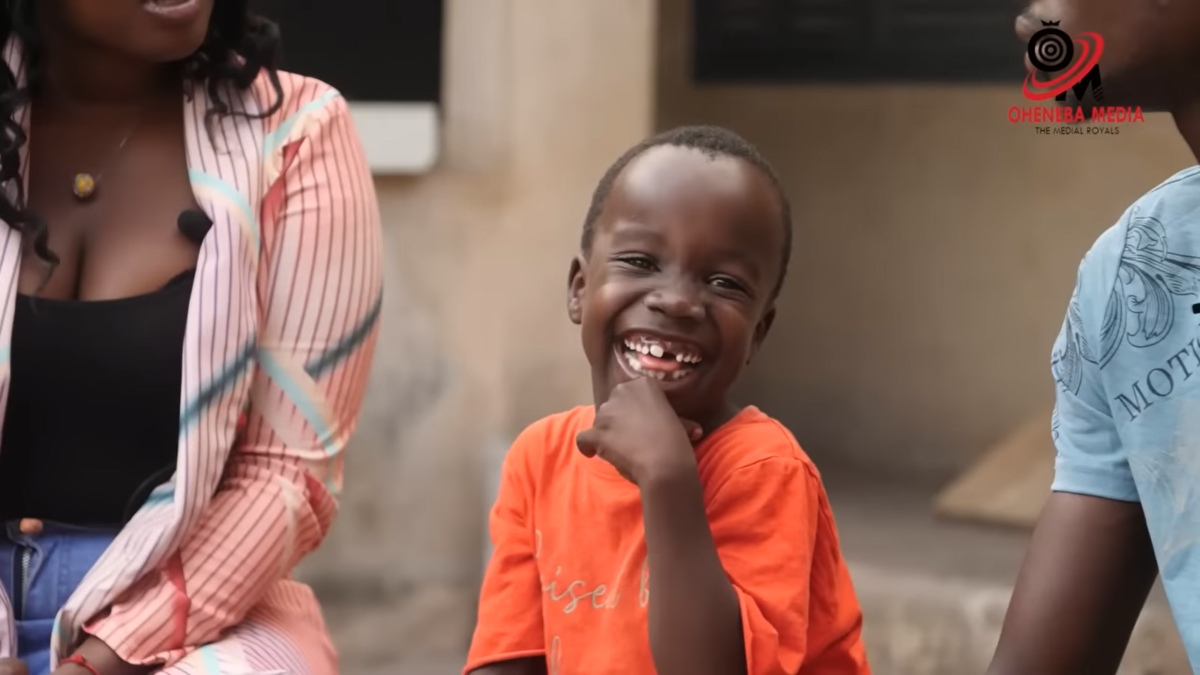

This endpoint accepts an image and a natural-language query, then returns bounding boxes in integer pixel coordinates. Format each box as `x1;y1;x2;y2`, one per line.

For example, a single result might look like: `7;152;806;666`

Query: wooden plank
934;409;1055;529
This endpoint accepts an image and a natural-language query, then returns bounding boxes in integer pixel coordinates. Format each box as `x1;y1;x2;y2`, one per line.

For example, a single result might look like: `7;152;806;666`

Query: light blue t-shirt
1051;165;1200;669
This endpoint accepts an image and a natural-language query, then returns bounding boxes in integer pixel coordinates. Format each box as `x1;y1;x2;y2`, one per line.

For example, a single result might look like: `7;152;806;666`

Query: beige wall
656;0;1194;481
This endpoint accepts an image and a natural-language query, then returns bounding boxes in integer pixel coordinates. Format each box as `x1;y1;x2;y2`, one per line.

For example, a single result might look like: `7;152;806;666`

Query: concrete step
826;470;1191;675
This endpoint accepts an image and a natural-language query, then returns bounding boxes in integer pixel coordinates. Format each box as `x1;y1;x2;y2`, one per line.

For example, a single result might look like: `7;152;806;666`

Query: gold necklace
71;115;143;201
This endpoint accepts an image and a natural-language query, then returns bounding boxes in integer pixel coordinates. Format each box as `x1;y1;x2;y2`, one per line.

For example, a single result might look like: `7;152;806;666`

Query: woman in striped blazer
0;0;382;674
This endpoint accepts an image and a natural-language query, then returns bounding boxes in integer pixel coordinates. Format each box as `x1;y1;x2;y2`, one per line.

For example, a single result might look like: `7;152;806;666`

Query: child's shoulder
697;406;821;483
515;405;595;442
504;405;822;487
507;405;596;465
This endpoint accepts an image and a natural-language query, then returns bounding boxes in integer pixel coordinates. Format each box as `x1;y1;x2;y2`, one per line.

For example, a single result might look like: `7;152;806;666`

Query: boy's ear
746;304;776;364
567;255;586;325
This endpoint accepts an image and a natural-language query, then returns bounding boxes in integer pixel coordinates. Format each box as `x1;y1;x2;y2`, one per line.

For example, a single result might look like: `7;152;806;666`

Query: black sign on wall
694;0;1024;83
252;0;443;104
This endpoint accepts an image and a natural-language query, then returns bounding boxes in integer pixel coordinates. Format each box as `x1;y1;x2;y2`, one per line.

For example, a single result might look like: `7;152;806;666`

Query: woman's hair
0;0;284;270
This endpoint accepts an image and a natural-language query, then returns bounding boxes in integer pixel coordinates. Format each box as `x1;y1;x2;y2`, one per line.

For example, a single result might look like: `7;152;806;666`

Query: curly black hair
0;0;284;271
581;125;793;300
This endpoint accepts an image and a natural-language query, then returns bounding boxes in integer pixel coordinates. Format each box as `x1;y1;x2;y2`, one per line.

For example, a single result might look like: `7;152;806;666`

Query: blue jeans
0;522;116;675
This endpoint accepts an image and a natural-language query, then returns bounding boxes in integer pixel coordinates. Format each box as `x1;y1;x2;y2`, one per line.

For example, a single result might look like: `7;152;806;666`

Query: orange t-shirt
464;405;870;675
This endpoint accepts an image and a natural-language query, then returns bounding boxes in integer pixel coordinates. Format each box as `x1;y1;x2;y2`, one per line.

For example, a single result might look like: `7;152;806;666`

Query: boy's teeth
622;351;693;380
622;336;703;364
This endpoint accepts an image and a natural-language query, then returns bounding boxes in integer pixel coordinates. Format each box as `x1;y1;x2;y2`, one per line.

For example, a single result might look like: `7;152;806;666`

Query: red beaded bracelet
61;654;101;675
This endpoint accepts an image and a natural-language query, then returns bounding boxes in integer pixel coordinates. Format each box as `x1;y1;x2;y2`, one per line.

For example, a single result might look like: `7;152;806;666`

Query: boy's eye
614;255;656;270
709;275;746;292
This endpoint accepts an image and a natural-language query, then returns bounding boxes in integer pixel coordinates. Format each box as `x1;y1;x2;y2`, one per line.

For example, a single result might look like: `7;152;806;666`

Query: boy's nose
644;284;705;321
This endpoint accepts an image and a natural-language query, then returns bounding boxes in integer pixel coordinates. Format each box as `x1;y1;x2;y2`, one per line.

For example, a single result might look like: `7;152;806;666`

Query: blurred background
263;0;1195;673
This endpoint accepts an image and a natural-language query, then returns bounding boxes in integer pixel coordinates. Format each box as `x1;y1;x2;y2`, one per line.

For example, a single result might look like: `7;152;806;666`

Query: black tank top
0;268;194;525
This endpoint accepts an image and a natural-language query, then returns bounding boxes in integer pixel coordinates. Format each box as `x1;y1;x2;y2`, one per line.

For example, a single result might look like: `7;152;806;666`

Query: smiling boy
464;126;870;675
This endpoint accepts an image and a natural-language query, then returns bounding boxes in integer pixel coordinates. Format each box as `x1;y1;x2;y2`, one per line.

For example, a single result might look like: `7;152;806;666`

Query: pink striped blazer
0;42;383;673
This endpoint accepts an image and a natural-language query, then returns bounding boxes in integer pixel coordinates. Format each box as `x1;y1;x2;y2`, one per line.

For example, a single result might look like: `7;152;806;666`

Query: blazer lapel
0;36;27;658
0;35;32;421
50;78;266;658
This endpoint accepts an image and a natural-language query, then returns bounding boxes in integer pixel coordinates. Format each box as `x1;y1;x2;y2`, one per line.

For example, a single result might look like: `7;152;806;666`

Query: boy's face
567;145;783;423
1016;0;1200;110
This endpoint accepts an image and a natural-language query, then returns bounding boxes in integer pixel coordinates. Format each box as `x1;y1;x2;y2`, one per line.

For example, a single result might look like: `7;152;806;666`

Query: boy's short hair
580;125;793;299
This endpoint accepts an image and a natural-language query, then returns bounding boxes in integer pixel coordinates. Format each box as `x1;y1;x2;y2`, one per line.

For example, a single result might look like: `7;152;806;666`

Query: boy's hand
0;658;26;675
576;377;703;485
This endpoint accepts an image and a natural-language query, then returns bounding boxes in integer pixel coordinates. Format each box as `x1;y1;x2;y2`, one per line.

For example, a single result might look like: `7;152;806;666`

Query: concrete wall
655;0;1193;482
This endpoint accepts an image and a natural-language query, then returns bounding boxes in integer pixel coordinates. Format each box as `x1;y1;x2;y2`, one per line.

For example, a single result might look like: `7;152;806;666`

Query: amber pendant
72;173;97;200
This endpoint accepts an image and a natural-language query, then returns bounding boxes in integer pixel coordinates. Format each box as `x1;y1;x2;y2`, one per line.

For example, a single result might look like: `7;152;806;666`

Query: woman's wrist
57;637;152;675
56;660;97;675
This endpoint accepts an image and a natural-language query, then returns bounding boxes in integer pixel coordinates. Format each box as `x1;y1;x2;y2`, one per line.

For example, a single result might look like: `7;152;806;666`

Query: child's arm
463;429;547;675
987;494;1156;675
989;236;1157;674
640;469;748;675
640;455;863;675
577;378;864;675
